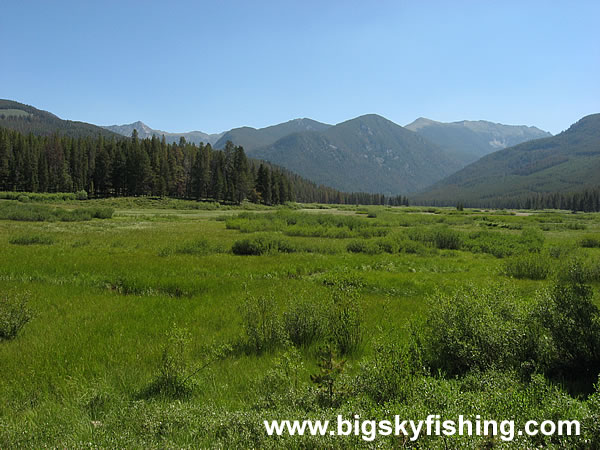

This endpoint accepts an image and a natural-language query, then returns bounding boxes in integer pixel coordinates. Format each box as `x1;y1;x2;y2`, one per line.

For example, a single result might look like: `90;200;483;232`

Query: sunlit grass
1;200;599;446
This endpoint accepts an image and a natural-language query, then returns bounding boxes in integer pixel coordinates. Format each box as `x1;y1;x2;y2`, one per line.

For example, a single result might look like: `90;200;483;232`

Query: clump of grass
141;326;194;399
579;235;600;248
159;238;226;257
0;291;32;340
502;253;551;280
283;298;327;347
518;228;545;252
226;210;389;239
548;243;576;259
232;235;296;255
328;280;363;355
141;328;232;400
346;240;382;255
239;293;285;354
9;234;55;245
407;225;462;250
175;238;211;255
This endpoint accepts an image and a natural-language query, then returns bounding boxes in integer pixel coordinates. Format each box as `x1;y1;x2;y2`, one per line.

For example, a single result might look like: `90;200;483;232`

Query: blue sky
1;0;598;134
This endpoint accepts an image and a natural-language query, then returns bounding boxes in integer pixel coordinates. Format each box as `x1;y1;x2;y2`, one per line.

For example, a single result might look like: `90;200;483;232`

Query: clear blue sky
1;0;598;135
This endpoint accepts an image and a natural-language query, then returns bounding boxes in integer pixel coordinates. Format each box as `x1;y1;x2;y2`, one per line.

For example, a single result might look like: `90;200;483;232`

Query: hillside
214;118;331;152
405;117;551;165
103;121;223;145
251;114;463;194
0;99;118;139
413;113;600;206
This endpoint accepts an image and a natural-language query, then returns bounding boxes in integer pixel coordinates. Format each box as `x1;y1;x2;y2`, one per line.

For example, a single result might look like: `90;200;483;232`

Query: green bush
17;194;30;203
535;263;600;378
0;291;32;340
75;190;88;200
354;338;417;404
415;285;535;377
502;253;551;280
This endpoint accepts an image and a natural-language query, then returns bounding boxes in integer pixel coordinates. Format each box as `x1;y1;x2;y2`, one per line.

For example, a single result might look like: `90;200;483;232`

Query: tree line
0;126;404;205
422;187;600;212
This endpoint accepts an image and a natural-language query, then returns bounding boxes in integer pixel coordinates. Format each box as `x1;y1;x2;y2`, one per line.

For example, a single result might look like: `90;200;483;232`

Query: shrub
354;338;418;404
502;253;551;280
75;190;88;200
0;291;32;340
415;285;534;377
9;234;55;245
17;194;30;203
535;262;600;378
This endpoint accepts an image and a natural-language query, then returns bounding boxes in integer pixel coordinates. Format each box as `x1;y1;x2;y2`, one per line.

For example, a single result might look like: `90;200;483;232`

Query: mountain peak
405;117;441;131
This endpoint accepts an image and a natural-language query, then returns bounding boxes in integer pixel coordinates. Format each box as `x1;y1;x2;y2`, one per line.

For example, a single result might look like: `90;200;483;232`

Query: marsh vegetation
1;196;600;447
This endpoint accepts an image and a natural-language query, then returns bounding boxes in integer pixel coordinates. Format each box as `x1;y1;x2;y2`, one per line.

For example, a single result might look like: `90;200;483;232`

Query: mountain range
103;121;224;146
249;114;464;194
213;118;332;152
0;99;118;139
405;117;551;165
6;97;594;204
413;113;600;205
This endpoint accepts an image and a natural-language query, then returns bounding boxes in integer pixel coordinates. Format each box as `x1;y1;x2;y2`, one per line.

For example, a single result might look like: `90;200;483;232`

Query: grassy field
1;197;600;447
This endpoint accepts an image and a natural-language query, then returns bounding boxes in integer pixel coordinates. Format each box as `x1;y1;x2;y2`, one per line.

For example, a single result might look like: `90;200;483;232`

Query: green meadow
1;197;600;448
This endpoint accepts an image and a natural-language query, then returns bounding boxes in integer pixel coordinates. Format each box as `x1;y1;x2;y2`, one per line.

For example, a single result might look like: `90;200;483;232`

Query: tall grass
0;202;113;221
0;203;599;447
